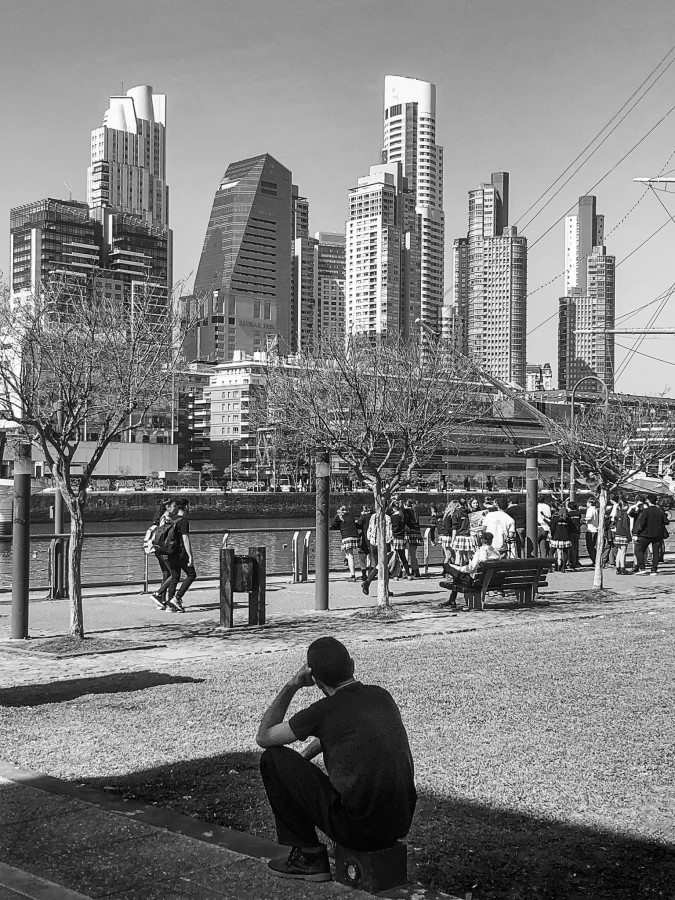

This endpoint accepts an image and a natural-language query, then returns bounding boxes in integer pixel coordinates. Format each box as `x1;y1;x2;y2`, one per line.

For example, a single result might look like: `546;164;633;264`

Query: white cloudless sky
2;0;675;395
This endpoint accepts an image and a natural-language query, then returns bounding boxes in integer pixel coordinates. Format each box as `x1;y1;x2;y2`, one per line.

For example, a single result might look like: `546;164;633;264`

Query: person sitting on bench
256;636;417;883
441;530;499;609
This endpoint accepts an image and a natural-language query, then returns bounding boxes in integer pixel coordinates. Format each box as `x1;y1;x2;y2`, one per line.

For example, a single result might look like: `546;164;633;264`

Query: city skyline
2;0;675;395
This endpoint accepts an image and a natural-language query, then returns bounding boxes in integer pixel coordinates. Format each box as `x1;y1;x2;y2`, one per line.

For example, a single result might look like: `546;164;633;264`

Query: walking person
627;497;646;572
613;499;632;574
438;501;457;566
145;498;176;609
633;494;669;576
537;497;552;558
584;498;599;565
549;501;572;572
356;504;373;580
450;497;475;566
427;504;439;544
403;498;423;578
330;505;363;581
157;497;196;612
361;508;394;596
390;499;412;579
507;496;526;558
256;637;416;881
566;501;582;570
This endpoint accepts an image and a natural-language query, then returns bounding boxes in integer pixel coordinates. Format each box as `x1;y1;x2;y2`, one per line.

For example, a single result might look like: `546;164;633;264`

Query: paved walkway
0;562;673;685
0;562;673;899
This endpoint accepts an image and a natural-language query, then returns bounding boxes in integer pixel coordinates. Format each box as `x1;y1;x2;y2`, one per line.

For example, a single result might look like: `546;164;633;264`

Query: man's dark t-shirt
289;682;416;839
169;516;189;559
508;504;526;529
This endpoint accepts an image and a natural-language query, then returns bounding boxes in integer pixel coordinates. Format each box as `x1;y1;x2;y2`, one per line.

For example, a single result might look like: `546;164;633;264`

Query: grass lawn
1;610;673;899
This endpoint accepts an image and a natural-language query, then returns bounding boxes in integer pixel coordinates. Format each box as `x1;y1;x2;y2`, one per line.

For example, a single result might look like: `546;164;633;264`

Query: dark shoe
268;845;331;882
151;593;166;609
361;583;369;596
167;598;185;612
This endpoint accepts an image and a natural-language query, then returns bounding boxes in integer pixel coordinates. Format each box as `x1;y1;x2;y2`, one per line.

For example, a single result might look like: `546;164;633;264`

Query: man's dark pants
158;553;196;600
586;531;598;564
260;746;398;851
635;537;660;573
568;537;580;569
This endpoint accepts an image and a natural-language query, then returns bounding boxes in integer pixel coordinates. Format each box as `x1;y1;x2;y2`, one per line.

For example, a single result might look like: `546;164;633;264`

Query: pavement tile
184;857;354;899
0;861;93;900
0;806;156;855
0;783;92;826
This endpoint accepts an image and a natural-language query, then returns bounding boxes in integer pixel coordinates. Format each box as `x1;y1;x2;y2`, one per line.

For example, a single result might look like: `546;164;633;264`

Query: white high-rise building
346;163;420;338
88;85;168;229
381;75;444;333
558;196;614;391
454;172;527;387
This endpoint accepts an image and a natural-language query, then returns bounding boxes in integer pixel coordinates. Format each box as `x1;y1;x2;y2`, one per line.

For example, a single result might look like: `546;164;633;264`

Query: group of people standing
432;495;525;565
330;498;424;595
537;492;670;575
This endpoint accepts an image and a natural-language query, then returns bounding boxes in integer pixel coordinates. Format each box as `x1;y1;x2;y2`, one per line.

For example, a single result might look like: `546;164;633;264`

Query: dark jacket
636;505;669;540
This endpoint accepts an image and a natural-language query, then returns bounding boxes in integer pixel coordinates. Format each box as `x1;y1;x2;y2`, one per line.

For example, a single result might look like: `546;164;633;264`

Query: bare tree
264;333;485;607
0;276;190;638
546;397;675;588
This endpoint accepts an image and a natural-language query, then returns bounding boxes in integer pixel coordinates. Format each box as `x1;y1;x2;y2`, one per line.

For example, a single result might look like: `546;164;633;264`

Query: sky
2;0;675;396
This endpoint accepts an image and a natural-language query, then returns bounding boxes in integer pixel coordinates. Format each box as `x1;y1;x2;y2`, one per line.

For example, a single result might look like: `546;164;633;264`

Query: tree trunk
374;494;391;608
593;487;607;590
68;501;86;638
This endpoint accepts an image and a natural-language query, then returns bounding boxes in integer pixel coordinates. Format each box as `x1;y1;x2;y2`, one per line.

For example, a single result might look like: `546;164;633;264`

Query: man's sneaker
636;570;649;576
151;593;167;609
167;598;185;612
268;845;331;882
361;583;369;596
650;572;659;576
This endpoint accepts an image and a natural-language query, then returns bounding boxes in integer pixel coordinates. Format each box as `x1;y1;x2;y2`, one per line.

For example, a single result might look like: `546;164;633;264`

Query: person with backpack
155;497;196;611
145;499;176;609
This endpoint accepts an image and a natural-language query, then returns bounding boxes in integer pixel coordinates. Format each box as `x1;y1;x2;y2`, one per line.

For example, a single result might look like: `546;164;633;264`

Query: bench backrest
476;557;554;591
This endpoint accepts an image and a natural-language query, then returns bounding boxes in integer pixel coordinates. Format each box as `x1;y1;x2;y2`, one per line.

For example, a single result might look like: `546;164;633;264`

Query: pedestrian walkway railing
3;526;335;594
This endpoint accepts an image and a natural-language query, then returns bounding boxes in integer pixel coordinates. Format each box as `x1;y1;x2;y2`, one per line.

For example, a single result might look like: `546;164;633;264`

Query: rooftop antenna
62;181;72;201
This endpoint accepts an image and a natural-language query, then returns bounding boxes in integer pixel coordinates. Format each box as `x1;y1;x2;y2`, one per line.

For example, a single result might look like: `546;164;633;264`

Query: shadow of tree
0;671;205;708
80;752;674;900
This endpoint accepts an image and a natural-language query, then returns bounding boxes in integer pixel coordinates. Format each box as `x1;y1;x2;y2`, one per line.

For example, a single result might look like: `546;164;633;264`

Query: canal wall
26;490;444;525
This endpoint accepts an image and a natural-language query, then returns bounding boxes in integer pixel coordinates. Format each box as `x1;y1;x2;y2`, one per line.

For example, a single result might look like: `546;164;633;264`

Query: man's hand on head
288;664;314;690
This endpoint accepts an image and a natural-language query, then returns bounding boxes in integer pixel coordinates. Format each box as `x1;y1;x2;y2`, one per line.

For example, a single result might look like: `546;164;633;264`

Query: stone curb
0;862;93;900
0;761;460;900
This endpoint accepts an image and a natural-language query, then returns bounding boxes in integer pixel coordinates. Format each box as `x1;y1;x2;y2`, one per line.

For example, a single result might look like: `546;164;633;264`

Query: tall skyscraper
381;76;444;333
558;196;615;391
345;162;420;339
10;85;171;304
316;232;346;344
88;85;168;229
454;172;527;386
189;154;293;363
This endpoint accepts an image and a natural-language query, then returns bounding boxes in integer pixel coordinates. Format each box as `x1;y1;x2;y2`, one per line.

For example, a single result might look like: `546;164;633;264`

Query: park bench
439;557;554;610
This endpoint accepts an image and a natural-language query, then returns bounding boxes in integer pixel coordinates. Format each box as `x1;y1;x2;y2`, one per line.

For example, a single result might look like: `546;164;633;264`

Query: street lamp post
569;376;609;502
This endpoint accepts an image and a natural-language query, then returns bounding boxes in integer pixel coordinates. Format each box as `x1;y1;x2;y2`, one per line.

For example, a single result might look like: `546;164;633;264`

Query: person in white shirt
482;497;517;558
537;499;552;557
585;498;599;564
440;531;500;608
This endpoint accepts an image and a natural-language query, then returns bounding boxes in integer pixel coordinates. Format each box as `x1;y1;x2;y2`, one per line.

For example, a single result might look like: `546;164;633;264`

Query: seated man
440;531;499;609
256;636;417;882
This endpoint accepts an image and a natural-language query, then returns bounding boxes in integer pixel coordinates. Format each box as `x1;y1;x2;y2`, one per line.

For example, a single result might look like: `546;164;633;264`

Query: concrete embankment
26;490;441;524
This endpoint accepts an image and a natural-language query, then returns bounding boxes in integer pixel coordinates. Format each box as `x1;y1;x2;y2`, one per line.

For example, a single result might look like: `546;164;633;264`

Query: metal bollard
292;530;300;582
302;530;311;581
423;527;432;576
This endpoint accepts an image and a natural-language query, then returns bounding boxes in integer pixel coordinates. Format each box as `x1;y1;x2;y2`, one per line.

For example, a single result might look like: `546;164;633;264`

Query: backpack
152;519;179;555
143;524;157;556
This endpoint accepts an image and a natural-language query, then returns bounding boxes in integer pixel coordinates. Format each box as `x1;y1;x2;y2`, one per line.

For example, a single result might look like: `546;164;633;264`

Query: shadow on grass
0;671;205;708
81;753;673;900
